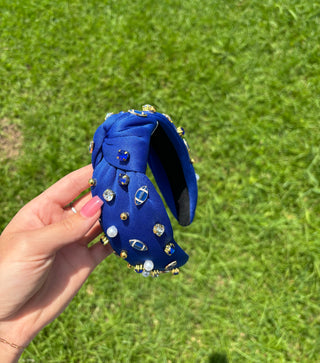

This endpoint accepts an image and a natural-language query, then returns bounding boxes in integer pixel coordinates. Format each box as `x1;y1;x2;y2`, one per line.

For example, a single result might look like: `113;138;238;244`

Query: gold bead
120;212;129;220
88;178;97;186
120;250;128;259
100;235;109;246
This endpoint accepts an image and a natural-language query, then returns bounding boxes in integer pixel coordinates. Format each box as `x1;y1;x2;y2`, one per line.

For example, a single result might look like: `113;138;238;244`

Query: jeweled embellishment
143;260;154;272
120;250;128;259
164;243;175;256
89;141;94;153
162;113;173;123
129;239;148;251
171;268;180;275
151;270;160;277
183;139;191;152
103;189;115;202
105;112;113;120
100;235;109;246
176;127;185;136
153;223;165;237
118;173;130;186
88;178;97;186
142;104;156;112
135;186;149;206
120;212;129;220
134;264;144;273
128;109;147;117
107;225;118;238
165;261;177;270
117;150;130;162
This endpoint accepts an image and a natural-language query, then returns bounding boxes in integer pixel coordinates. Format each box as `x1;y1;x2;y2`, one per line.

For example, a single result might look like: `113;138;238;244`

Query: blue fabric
91;109;197;275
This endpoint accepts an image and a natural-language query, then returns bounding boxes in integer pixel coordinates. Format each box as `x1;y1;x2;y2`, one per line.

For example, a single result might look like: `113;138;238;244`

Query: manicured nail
80;196;103;218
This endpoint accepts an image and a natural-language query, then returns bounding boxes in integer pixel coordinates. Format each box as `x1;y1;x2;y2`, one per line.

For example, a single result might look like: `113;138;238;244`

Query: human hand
0;165;112;362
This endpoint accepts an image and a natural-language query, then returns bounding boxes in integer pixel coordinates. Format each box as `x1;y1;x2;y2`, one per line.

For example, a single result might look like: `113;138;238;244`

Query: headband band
90;105;198;277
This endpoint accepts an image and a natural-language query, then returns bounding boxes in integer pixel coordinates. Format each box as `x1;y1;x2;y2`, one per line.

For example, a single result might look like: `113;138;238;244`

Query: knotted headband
89;105;198;277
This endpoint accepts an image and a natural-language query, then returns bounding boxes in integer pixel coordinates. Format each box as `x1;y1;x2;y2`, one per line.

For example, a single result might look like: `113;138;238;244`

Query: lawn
1;0;320;362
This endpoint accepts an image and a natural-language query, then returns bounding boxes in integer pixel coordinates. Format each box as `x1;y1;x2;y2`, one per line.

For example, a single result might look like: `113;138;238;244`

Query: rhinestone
88;141;94;153
106;225;118;238
142;104;156;112
176;127;185;136
129;239;148;251
135;186;149;206
118;173;130;186
103;189;115;202
117;150;130;162
143;260;154;272
164;243;175;256
153;223;165;237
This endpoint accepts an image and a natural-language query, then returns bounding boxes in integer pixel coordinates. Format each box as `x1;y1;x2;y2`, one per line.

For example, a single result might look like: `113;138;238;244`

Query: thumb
33;196;104;254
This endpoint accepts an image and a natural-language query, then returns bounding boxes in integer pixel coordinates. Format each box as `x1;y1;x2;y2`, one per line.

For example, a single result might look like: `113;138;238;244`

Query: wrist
0;314;37;361
0;338;24;363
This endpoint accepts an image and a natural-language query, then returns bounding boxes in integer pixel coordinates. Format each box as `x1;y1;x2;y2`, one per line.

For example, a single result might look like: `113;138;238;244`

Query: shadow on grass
208;352;229;363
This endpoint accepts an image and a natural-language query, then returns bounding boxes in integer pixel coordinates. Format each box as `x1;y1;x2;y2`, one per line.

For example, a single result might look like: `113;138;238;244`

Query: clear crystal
153;223;165;237
103;189;115;202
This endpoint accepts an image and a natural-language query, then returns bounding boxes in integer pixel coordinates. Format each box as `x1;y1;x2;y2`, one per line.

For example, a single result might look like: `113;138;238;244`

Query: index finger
42;164;93;207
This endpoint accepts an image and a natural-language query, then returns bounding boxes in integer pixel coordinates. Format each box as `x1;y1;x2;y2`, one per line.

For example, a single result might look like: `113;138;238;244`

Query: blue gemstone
135;266;144;273
118;173;130;186
164;243;175;256
135;186;149;206
117;150;130;162
129;239;148;251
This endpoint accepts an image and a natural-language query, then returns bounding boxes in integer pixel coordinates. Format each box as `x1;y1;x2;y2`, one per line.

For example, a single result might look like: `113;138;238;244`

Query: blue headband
89;105;198;277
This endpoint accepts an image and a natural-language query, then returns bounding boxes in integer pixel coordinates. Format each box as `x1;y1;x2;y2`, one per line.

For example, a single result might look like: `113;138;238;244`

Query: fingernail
80;196;103;218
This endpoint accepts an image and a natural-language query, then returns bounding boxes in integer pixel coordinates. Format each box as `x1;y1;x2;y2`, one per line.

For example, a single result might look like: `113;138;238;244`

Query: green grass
1;0;320;361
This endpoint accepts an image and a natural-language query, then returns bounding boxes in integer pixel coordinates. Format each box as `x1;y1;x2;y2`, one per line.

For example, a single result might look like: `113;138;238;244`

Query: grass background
1;0;320;361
